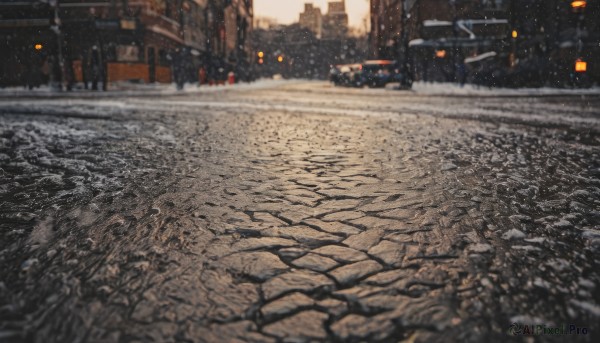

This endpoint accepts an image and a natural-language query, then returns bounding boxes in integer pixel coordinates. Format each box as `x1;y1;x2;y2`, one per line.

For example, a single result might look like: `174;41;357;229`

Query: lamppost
398;0;412;89
571;0;588;86
450;0;458;83
572;1;586;58
204;2;214;83
508;0;517;68
49;0;65;90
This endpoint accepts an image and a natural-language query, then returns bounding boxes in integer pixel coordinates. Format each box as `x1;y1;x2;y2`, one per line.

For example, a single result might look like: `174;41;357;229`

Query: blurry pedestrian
48;54;62;91
457;61;467;87
199;66;207;85
172;48;185;90
26;50;42;90
64;57;74;91
91;46;101;91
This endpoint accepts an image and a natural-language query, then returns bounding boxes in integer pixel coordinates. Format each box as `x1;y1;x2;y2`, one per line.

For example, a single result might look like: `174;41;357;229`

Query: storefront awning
409;37;500;48
464;51;497;64
0;18;49;28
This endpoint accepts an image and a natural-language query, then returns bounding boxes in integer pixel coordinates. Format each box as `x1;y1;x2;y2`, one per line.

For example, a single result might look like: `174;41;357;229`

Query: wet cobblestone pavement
0;82;599;342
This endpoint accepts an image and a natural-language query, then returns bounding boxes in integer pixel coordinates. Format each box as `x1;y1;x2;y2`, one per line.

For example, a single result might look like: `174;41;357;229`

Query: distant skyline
254;0;370;32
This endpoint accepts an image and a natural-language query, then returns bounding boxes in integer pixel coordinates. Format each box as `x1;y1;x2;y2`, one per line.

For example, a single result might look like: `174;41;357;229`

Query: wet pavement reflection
0;82;599;342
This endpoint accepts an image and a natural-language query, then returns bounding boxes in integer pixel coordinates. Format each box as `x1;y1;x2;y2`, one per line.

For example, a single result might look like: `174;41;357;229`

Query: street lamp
575;59;587;73
398;0;412;89
571;1;587;10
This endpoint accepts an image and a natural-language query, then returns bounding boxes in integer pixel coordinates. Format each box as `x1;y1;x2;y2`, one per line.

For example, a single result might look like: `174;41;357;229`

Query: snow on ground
1;78;599;98
410;81;600;96
0;80;598;130
1;79;599;341
0;79;301;98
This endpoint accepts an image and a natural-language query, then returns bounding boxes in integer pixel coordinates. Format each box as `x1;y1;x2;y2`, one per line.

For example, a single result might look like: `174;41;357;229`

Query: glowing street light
575;59;587;73
571;1;587;9
511;30;518;39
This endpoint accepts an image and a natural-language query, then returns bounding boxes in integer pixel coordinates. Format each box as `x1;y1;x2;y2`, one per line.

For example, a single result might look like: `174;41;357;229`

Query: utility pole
49;0;65;91
450;0;457;83
205;2;213;83
398;0;412;89
572;0;588;87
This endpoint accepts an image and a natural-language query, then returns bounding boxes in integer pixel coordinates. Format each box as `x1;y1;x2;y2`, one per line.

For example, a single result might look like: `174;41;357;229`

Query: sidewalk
0;79;295;99
410;81;600;97
2;80;599;99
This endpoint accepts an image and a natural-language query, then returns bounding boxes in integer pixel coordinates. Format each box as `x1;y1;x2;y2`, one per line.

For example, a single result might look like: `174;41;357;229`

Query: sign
116;45;140;62
120;19;136;30
0;19;50;28
150;0;166;15
95;20;119;29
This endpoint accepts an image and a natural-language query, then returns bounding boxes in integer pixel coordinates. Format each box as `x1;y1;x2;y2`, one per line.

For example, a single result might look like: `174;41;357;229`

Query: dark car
344;64;364;87
361;60;404;88
332;64;363;87
329;65;343;85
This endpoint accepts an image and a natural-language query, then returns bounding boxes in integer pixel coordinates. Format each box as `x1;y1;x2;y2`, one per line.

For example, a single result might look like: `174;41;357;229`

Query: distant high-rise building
328;0;347;14
323;0;349;39
255;17;279;30
299;3;323;39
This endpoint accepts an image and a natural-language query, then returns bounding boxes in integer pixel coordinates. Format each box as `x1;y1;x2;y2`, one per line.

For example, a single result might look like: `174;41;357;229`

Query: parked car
361;60;405;88
344;64;364;87
329;65;343;85
332;64;363;87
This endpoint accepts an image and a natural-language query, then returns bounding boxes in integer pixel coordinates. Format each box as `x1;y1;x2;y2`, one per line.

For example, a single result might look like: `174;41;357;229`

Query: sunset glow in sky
253;0;370;31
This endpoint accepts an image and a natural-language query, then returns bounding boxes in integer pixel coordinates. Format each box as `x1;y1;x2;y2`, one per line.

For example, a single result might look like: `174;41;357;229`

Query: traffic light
34;43;43;51
277;55;284;63
258;51;264;58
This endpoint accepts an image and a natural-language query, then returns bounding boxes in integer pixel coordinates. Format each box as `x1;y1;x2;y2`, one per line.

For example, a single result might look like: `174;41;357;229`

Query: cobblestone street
0;81;599;342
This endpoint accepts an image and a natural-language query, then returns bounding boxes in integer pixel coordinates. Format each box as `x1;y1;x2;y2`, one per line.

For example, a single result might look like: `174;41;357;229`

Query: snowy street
0;81;599;342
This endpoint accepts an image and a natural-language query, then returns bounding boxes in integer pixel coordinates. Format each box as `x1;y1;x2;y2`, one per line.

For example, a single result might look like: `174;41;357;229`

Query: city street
0;81;599;342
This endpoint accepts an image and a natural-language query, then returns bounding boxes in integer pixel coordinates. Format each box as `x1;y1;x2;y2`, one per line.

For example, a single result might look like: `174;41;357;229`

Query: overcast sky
254;0;370;31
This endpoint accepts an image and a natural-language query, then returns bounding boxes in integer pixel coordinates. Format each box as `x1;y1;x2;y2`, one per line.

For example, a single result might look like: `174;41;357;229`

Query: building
369;0;490;59
323;0;349;39
0;0;54;88
370;0;599;87
223;0;254;81
299;3;323;39
254;16;278;30
0;0;253;89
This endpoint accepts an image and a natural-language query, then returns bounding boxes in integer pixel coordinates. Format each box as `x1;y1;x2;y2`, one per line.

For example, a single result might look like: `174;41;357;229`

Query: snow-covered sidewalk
0;79;297;98
2;79;599;98
410;81;600;97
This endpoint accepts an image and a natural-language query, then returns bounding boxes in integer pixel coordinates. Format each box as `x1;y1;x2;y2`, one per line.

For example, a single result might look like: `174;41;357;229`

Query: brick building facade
0;0;253;88
369;0;599;87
